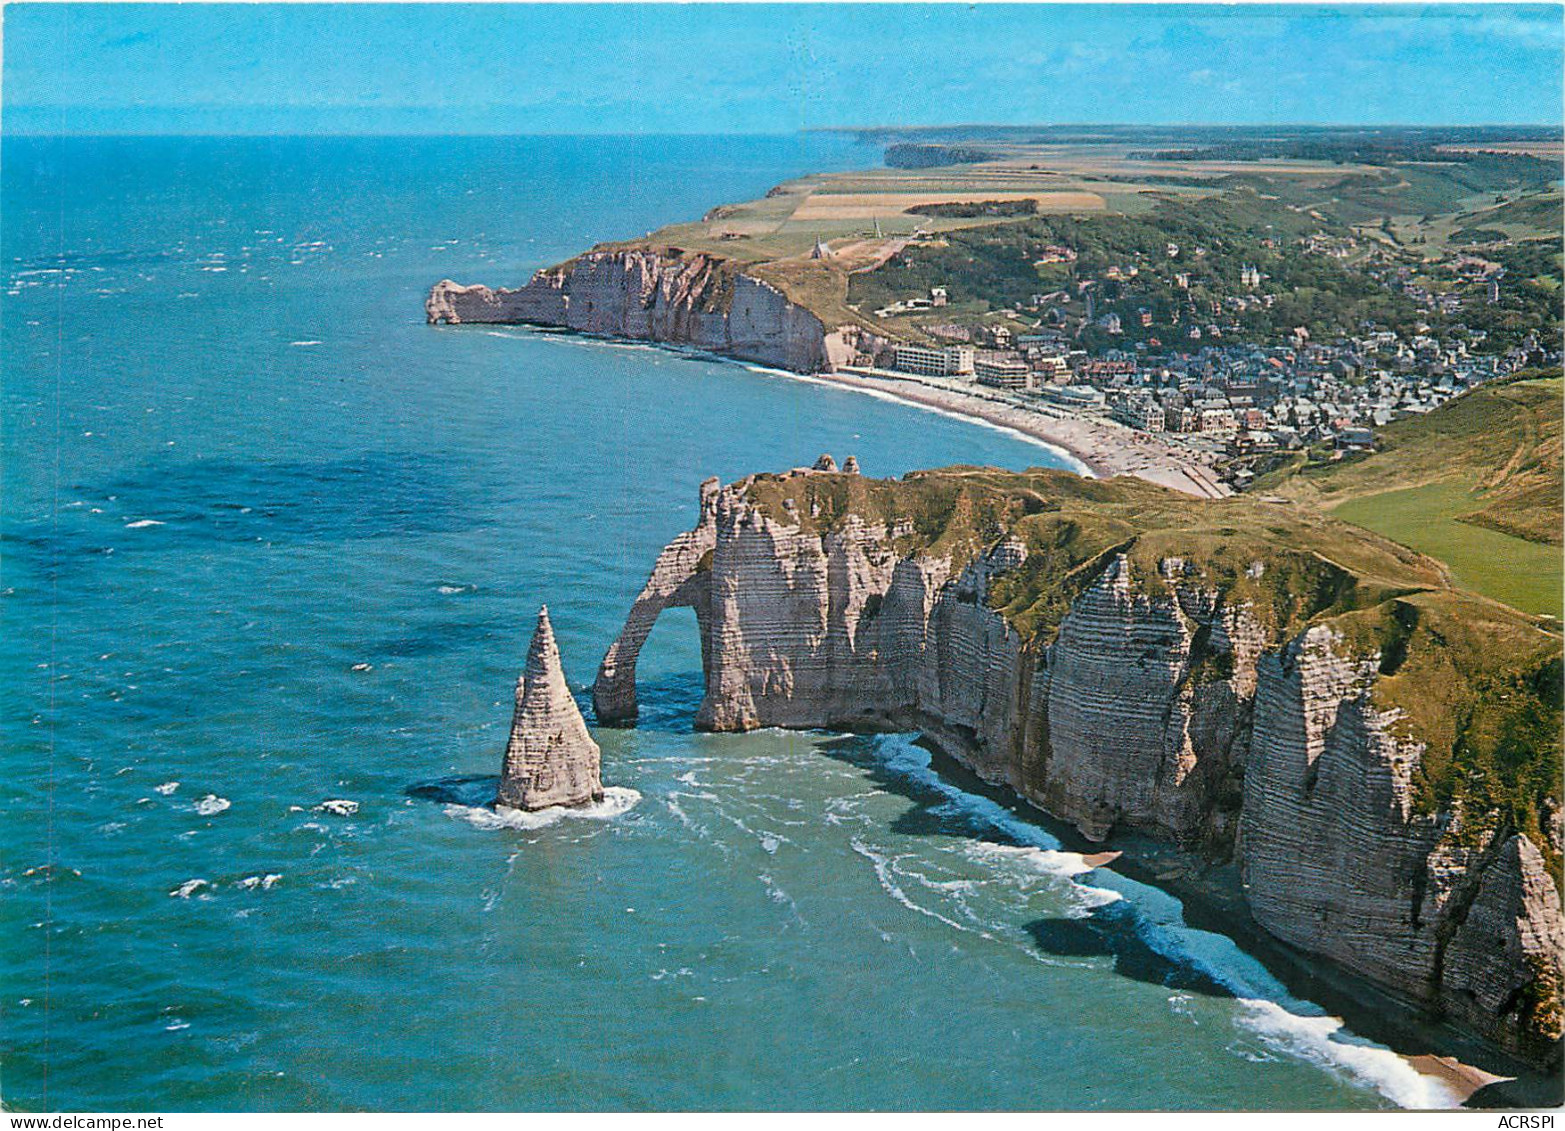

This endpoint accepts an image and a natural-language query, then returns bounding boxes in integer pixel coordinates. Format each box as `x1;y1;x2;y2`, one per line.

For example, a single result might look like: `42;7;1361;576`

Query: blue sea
1;134;1455;1111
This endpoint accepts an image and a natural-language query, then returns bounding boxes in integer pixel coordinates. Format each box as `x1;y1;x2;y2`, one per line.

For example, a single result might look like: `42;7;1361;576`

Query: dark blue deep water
2;135;1448;1111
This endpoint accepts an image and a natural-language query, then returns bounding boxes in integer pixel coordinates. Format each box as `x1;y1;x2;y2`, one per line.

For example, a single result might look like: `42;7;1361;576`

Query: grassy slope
844;186;1437;347
741;465;1562;867
1451;191;1564;244
562;136;1557;348
1331;482;1561;617
1259;373;1563;617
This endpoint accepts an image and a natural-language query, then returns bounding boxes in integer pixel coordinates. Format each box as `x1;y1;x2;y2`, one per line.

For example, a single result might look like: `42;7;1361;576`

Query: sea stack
497;606;605;811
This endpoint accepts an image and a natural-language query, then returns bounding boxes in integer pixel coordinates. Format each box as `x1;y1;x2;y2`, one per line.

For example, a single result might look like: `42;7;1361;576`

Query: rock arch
591;477;721;724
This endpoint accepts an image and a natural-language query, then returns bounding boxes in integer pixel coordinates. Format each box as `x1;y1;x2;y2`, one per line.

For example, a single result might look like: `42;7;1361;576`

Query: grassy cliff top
542;132;1558;357
742;464;1448;639
739;464;1562;865
1256;371;1563;618
1332;591;1561;875
1267;371;1563;546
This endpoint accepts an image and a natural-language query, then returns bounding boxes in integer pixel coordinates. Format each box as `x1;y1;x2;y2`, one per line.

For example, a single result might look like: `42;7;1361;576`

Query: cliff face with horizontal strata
498;606;603;812
427;248;874;373
594;466;1564;1066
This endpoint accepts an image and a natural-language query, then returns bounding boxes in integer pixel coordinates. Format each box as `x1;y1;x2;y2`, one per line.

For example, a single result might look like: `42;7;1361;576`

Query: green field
1331;480;1562;618
580;126;1560;355
1265;374;1564;617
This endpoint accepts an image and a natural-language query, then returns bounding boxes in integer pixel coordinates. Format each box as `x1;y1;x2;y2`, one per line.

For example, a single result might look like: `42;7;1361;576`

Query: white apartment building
891;344;975;378
975;355;1034;391
1032;354;1071;384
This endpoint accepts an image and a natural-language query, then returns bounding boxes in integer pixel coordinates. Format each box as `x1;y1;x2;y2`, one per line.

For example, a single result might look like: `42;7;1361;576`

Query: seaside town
843;243;1560;492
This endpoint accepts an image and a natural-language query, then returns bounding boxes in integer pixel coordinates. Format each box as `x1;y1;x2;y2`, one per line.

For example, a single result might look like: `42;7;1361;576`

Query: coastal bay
0;132;1540;1113
807;367;1230;497
8;0;1563;1115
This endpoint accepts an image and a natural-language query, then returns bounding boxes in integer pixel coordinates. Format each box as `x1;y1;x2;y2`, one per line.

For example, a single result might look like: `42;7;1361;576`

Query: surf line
864;733;1471;1110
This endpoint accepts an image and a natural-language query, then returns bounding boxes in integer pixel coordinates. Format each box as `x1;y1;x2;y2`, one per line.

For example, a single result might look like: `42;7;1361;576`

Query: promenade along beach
812;365;1231;498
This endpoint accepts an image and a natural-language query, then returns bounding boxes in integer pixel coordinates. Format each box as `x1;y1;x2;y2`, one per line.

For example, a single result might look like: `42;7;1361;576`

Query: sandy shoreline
814;369;1232;500
1403;1054;1513;1105
472;324;1229;498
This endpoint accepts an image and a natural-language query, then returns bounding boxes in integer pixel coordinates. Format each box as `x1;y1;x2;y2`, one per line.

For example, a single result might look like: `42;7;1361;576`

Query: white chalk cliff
426;248;885;373
592;466;1565;1066
498;606;604;812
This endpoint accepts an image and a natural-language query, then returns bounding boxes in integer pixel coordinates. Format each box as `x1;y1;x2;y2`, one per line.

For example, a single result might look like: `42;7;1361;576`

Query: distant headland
427;124;1561;504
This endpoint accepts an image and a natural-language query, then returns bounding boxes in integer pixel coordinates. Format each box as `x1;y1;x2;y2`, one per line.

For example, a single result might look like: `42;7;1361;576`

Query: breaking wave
193;794;231;816
445;785;642;831
1108;885;1466;1110
863;734;1464;1110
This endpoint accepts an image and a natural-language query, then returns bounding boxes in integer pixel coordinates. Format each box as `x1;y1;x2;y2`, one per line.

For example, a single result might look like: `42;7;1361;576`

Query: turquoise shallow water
2;135;1443;1111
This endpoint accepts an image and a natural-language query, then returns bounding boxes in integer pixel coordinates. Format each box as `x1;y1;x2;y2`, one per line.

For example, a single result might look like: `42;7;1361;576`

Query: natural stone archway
593;467;1565;1066
591;477;721;724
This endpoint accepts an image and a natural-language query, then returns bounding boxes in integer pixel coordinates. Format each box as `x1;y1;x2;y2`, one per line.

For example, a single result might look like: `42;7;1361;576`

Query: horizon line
5;123;1563;140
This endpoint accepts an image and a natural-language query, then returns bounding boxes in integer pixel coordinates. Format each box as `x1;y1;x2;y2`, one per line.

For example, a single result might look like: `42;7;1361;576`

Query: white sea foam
1239;999;1461;1109
850;837;989;939
875;734;1061;852
1082;867;1464;1109
125;519;164;529
170;878;209;899
154;781;179;795
757;872;801;917
714;807;793;854
445;785;642;831
964;841;1124;915
237;873;282;891
869;733;1462;1110
289;340;323;347
315;799;359;817
194;794;231;816
1225;1036;1279;1064
967;840;1100;878
1167;990;1198;1023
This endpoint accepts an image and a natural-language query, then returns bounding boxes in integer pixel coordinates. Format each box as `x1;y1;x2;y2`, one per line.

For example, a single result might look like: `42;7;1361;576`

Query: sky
3;3;1562;135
